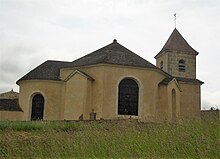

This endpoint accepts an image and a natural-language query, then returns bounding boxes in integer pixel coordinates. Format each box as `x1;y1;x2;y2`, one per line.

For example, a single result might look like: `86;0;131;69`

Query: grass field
0;116;219;158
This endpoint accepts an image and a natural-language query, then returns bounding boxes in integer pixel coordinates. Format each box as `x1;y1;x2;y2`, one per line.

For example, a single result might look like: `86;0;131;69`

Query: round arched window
31;94;44;120
118;78;139;116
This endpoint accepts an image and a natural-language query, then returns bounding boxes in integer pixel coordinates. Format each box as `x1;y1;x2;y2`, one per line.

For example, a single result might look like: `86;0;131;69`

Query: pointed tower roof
155;28;198;58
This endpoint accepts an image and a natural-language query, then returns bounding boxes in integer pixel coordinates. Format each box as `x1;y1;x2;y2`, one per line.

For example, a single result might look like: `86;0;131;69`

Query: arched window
118;78;139;116
179;59;185;72
160;61;163;70
172;89;176;120
31;94;44;120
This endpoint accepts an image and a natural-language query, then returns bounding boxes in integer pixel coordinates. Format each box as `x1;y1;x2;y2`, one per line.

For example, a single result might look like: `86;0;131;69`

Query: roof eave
155;49;199;59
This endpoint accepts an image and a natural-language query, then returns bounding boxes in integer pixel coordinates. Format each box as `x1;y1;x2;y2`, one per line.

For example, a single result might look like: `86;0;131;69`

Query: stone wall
156;51;196;79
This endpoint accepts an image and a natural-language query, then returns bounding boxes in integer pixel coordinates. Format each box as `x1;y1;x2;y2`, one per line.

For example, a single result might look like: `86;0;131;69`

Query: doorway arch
31;94;45;120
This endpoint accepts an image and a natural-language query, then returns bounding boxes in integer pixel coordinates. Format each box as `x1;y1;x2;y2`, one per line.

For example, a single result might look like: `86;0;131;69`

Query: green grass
0;118;219;158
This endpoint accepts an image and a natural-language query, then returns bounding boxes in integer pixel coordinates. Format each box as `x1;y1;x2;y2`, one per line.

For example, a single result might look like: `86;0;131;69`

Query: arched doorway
118;78;139;116
31;94;44;120
172;89;176;120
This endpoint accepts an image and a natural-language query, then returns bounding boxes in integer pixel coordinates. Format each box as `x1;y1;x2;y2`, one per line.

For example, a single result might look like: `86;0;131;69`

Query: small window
179;60;185;72
160;61;163;70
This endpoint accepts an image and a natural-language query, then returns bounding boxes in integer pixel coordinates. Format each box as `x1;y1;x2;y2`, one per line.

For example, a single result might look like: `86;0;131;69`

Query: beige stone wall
156;85;168;120
156;51;196;79
63;73;93;120
179;82;201;118
18;80;64;120
17;63;201;122
61;64;168;121
167;80;181;120
0;111;23;121
74;64;167;121
156;52;168;72
61;66;105;120
156;80;181;121
102;66;160;121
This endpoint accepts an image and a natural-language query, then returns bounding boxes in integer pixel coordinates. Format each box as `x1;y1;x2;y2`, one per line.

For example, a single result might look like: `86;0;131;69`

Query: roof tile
0;99;22;111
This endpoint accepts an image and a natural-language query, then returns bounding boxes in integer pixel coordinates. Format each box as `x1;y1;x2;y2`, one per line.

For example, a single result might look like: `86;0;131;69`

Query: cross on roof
174;13;177;28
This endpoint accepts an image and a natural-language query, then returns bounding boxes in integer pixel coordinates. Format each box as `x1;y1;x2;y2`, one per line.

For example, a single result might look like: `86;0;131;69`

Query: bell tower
154;28;198;79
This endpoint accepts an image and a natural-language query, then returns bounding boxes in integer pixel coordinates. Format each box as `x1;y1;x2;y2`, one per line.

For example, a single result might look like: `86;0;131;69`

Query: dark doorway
118;78;139;116
31;94;44;120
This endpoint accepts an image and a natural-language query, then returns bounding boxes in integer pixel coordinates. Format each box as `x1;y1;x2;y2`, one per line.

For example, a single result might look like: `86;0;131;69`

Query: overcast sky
0;0;219;109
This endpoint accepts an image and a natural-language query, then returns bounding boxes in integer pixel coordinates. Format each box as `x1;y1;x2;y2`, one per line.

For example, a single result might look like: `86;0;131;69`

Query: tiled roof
71;39;157;68
0;90;19;99
64;70;95;82
0;99;22;111
17;61;73;84
17;40;161;83
155;28;198;58
176;77;204;85
159;77;204;86
159;77;173;85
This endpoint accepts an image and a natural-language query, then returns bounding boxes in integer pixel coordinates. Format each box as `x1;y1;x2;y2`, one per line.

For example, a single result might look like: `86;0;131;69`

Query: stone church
0;28;203;121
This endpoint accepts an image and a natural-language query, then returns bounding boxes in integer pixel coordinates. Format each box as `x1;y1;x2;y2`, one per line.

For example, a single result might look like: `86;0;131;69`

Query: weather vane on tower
174;13;177;28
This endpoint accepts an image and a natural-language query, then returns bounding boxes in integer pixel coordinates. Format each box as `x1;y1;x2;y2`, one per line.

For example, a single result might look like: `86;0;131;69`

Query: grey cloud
0;43;42;92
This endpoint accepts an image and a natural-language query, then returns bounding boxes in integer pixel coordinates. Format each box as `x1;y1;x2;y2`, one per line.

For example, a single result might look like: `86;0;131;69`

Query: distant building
0;89;23;120
0;28;203;121
0;89;19;99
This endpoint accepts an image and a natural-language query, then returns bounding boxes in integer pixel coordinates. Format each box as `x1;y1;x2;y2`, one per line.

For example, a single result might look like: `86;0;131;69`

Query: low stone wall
201;110;219;120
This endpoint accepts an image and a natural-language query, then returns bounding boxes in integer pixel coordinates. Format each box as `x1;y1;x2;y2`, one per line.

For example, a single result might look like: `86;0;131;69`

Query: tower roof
155;28;198;58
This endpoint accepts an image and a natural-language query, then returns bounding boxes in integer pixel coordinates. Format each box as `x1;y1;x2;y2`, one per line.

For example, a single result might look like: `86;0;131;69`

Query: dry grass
0;117;219;158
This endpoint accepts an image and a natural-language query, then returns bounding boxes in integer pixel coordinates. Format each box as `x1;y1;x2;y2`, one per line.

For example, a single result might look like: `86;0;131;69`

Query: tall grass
0;118;219;158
